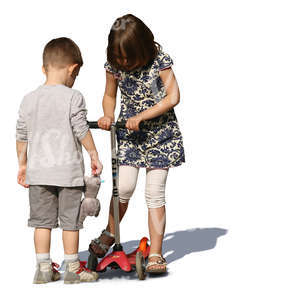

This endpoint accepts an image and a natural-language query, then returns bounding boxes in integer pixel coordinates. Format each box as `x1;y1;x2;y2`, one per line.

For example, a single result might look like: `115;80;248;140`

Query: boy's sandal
145;254;167;274
89;229;115;258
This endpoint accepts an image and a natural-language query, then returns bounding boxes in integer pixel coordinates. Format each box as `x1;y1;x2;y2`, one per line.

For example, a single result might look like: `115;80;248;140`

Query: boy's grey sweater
16;84;89;187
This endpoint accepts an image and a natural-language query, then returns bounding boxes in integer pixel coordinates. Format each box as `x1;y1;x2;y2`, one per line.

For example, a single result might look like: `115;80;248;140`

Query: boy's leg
29;185;61;283
58;186;81;260
58;186;82;259
58;186;98;283
34;228;51;254
62;230;79;254
145;168;169;272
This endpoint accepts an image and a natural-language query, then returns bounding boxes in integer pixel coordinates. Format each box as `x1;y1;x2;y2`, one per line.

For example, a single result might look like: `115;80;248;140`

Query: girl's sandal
89;229;115;258
145;254;167;274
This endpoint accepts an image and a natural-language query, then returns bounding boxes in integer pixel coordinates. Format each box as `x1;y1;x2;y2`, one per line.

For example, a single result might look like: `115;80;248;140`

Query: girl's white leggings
118;165;169;208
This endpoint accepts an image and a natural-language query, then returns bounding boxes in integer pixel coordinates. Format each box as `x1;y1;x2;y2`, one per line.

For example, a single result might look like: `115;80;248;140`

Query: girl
89;14;185;273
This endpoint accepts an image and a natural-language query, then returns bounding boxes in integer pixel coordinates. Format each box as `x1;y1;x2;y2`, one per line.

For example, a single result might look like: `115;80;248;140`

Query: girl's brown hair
107;14;160;71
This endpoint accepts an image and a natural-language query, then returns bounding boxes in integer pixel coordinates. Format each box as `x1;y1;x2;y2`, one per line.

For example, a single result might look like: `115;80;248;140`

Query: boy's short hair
43;37;83;70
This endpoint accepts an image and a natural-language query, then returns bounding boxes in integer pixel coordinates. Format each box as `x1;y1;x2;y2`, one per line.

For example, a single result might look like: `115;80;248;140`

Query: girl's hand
126;115;143;131
98;116;114;131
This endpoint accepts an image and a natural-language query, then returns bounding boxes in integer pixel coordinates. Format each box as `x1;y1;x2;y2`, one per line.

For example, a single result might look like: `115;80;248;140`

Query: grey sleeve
16;98;28;142
70;91;89;140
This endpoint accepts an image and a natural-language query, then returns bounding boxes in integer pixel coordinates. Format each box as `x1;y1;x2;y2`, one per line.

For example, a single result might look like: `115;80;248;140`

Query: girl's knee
118;165;139;203
119;197;130;204
145;168;168;208
119;181;136;203
145;183;166;208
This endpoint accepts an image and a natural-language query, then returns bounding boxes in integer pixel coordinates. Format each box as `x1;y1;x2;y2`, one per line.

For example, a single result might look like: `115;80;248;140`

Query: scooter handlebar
88;120;146;130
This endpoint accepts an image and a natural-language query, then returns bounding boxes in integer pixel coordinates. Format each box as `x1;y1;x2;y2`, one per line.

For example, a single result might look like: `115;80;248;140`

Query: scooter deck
96;237;150;272
127;244;150;266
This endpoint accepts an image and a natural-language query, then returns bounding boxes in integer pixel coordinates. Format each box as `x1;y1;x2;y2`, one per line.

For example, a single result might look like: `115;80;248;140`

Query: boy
16;37;102;284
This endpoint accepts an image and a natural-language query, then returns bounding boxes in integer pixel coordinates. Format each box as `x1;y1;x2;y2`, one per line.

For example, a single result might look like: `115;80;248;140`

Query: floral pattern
104;51;185;168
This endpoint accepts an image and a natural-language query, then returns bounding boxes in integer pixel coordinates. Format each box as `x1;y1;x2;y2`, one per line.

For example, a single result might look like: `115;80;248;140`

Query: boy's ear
42;66;46;74
69;64;79;77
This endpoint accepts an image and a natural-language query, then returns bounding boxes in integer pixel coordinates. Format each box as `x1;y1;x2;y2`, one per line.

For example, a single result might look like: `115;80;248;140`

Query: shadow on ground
77;227;227;280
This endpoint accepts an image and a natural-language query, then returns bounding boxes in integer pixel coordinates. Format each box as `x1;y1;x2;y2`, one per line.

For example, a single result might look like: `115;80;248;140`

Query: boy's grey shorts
28;185;84;230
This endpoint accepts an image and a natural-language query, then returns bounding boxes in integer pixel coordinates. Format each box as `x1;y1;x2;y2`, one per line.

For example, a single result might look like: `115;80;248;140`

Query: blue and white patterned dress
104;51;185;169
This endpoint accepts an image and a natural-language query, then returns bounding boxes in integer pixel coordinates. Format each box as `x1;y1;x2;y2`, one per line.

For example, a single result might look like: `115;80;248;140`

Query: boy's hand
17;166;29;188
126;115;143;131
91;158;103;176
98;116;114;131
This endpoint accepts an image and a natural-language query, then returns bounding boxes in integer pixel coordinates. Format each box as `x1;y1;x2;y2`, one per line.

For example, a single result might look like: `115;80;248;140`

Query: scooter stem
111;124;121;245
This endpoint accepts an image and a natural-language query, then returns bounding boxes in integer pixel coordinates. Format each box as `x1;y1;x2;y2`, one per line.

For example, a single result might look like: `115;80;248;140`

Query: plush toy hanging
79;176;101;224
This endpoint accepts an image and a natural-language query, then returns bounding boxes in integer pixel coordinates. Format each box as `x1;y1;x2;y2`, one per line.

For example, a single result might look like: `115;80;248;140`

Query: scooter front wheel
87;253;98;271
136;251;146;280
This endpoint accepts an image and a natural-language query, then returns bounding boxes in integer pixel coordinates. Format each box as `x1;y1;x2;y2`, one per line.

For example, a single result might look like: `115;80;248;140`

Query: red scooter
87;121;150;280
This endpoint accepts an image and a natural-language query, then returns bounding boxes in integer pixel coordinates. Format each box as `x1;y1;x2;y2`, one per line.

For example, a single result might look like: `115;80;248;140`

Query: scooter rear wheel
136;251;146;280
87;253;98;271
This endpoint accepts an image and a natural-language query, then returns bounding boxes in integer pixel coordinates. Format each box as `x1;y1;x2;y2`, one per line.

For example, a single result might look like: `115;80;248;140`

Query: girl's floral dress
104;50;185;169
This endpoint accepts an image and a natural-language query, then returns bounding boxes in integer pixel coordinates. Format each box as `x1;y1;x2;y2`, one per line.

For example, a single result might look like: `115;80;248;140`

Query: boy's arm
16;99;29;188
70;92;103;175
79;131;103;175
16;141;29;188
16;140;28;166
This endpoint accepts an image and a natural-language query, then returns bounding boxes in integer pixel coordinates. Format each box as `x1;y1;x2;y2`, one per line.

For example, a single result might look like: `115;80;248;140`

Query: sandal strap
101;229;115;238
92;238;110;250
146;260;167;267
90;229;115;252
147;254;167;266
146;257;167;270
148;253;163;259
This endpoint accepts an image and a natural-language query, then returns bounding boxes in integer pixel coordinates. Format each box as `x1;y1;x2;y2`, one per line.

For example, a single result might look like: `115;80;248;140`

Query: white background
0;0;299;299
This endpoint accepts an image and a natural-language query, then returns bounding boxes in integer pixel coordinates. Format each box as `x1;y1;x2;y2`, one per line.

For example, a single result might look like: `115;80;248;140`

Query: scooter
87;121;150;280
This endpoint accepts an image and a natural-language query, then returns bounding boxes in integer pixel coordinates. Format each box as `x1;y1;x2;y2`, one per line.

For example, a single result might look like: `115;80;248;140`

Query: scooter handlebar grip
115;121;147;130
88;121;100;129
88;120;147;130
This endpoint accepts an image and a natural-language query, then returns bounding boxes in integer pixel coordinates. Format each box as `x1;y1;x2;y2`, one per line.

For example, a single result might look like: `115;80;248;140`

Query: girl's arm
126;68;180;131
98;72;118;130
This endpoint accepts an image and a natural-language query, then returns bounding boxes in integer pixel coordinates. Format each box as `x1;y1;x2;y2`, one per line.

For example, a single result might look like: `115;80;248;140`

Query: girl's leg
106;198;129;234
145;168;169;270
106;165;139;234
90;165;140;257
148;207;166;253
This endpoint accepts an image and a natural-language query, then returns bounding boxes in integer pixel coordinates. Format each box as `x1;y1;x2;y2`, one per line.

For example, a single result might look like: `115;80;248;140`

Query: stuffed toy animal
79;176;101;224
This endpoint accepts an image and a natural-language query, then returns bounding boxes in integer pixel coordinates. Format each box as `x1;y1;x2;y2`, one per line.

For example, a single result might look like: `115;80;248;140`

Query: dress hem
118;160;185;169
